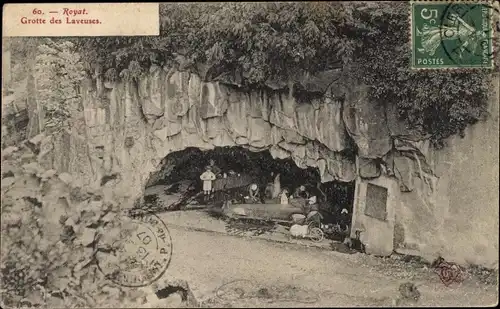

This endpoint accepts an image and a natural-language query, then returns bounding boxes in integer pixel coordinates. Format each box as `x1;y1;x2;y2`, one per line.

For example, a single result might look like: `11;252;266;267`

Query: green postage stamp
411;1;494;69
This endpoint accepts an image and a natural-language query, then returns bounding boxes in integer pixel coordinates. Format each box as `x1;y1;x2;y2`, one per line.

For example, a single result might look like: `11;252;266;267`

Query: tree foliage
6;2;497;145
159;2;359;83
350;2;494;146
67;2;360;85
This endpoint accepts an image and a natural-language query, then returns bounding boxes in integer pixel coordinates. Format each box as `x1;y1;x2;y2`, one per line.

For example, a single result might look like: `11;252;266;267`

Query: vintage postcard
1;2;499;308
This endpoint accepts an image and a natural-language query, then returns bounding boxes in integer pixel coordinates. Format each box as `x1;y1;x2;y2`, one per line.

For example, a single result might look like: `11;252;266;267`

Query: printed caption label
3;3;159;37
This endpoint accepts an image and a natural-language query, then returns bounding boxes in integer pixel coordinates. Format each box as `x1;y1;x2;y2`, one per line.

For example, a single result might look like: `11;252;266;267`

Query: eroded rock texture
39;65;432;201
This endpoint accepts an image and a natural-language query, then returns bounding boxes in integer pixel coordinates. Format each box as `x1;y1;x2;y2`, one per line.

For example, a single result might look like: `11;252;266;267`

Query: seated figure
293;185;310;199
338;208;350;232
244;183;261;204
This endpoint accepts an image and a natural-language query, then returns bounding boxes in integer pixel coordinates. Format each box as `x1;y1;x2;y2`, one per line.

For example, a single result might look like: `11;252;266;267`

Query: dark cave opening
145;146;355;226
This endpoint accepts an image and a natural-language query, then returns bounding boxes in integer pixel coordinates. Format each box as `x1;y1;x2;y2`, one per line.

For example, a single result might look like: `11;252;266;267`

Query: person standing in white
280;188;289;205
200;166;216;202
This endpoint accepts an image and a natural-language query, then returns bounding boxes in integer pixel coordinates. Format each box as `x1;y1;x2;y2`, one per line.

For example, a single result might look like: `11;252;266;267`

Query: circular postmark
440;2;495;66
95;210;172;287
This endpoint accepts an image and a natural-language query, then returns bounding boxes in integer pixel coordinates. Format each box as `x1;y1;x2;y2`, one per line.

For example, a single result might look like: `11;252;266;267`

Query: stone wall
351;174;398;257
393;74;499;269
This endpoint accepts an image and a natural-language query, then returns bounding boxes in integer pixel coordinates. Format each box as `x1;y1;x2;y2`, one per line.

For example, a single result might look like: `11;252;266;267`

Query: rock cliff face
35;66;499;268
40;65;408;196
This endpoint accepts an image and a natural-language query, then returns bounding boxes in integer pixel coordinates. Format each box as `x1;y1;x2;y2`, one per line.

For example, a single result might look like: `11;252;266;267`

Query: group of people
244;175;315;204
199;160;350;231
199;159;315;205
199;159;248;200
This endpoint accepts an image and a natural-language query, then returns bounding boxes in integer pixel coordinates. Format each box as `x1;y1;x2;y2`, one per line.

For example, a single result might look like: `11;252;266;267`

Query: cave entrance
144;146;355;228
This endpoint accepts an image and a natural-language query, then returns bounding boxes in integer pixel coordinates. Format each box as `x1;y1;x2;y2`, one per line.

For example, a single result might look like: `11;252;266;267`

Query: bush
0;145;146;308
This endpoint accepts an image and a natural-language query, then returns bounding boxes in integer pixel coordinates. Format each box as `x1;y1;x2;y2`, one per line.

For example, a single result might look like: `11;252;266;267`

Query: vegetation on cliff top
4;2;497;146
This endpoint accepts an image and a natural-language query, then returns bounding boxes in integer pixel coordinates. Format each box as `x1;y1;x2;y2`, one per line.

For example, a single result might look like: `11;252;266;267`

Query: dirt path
154;223;498;307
